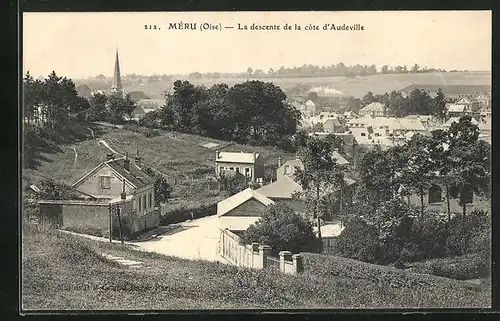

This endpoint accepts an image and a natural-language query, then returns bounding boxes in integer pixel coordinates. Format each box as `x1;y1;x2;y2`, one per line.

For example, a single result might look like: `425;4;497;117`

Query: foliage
148;80;302;149
38;178;78;200
143;167;172;206
333;217;380;263
219;172;247;196
160;202;217;225
241;203;320;256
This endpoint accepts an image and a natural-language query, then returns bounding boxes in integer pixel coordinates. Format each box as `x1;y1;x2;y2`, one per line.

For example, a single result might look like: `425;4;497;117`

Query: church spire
111;47;122;92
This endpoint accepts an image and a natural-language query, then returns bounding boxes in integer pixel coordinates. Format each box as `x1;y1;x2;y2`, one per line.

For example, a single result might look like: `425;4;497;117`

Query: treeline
346;88;447;119
140;80;302;150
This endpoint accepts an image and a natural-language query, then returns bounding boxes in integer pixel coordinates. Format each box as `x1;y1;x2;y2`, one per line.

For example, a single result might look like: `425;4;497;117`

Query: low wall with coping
219;228;303;275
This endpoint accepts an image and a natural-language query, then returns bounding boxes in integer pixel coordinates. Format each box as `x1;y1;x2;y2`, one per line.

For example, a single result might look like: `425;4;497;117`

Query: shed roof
217;188;274;216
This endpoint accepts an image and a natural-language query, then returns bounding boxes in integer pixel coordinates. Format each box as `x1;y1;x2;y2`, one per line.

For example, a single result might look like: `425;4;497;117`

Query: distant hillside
75;71;491;101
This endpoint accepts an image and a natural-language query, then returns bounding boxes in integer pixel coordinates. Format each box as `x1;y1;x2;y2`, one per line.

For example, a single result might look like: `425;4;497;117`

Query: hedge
161;202;218;225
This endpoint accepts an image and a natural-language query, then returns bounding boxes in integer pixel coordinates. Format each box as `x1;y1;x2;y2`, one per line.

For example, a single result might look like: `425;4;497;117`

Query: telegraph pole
108;204;112;242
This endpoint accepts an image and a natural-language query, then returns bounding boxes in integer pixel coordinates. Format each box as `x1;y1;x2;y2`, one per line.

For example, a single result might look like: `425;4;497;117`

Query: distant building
215;151;264;183
323;118;344;133
358;102;385;117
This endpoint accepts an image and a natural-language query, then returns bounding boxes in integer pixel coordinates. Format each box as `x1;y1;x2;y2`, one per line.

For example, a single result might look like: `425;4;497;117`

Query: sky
23;11;491;79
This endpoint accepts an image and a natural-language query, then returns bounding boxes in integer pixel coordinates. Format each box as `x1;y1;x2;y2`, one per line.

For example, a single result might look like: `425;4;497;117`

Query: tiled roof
217;188;274;216
106;158;155;188
256;176;303;199
216;151;259;164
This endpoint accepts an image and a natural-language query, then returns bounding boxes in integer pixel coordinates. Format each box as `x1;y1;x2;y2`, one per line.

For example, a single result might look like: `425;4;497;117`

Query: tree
86;92;109;121
381;65;389;74
247;67;253;77
362;91;375;106
143;167;172;206
307;91;319;102
107;92;136;122
39;178;78;200
311;122;324;133
295;137;346;247
219;172;247;196
430;88;447;121
241;203;319;256
346;97;362;113
401;134;435;218
411;63;420;73
447;117;490;236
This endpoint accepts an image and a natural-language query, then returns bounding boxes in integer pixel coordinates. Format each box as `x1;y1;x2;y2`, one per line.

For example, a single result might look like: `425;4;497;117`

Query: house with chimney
71;151;156;218
214;150;264;183
37;151;160;236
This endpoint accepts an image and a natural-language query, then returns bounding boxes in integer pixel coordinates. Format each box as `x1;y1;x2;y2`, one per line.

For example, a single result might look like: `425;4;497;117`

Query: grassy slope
76;72;491;99
22;224;490;310
22;125;294;202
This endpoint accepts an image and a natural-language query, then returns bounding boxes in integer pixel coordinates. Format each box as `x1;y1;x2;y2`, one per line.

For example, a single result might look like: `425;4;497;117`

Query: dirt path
72;146;78;176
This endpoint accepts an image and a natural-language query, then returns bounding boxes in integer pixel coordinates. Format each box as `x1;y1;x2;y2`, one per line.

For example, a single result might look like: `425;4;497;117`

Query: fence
219;228;303;275
322;236;336;255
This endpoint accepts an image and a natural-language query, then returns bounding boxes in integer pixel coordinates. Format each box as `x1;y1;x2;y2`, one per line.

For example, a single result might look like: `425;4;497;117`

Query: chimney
215;150;220;160
134;150;142;167
124;152;130;172
278;156;282;168
106;152;114;161
120;179;126;200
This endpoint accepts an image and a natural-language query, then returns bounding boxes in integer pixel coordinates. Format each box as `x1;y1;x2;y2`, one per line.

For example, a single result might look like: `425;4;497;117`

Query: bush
161;203;217;225
334;217;380;264
241;203;320;256
123;123;161;137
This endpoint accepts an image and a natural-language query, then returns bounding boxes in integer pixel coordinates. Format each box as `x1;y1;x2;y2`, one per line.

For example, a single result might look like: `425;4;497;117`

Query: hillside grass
22;124;294;202
22;223;490;310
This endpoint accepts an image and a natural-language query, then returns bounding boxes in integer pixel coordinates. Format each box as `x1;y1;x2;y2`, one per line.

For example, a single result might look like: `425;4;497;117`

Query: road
135;215;227;263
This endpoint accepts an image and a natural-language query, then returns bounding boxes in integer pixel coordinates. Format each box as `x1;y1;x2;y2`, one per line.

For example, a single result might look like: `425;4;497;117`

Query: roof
72;157;155;190
216;151;259;164
331;151;350;165
290;101;303;109
396;118;426;131
256;176;303;199
281;158;304;172
323;118;342;128
131;105;145;116
359;102;384;112
137;99;164;108
217;188;274;216
343;111;358;117
109;195;134;205
446;104;470;113
27;184;41;193
443;117;479;128
455;97;473;105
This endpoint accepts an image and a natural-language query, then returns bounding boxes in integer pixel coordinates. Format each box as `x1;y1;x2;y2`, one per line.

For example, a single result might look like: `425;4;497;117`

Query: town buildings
358;102;385;117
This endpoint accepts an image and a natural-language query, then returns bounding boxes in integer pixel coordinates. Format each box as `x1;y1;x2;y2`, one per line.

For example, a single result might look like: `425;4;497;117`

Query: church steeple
111;47;122;92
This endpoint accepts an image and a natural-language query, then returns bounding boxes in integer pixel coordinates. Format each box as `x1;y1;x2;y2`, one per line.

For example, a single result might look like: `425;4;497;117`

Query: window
148;193;152;208
229;167;234;170
284;165;291;174
143;195;147;210
236;167;240;173
361;133;366;137
100;176;111;189
245;168;250;176
428;185;442;204
375;133;380;137
138;197;142;211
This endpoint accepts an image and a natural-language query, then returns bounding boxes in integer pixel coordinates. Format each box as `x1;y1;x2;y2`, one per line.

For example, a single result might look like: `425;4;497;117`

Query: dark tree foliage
143;167;172;206
241;203;320;256
38;178;78;200
155;80;301;149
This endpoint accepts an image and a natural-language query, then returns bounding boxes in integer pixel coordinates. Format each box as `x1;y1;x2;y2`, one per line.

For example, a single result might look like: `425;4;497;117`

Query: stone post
279;251;293;273
292;254;303;275
257;244;272;269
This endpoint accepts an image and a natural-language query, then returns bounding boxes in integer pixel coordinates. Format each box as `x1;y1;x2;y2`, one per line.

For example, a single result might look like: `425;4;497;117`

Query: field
22;124;294;203
76;71;491;100
21;223;490;310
